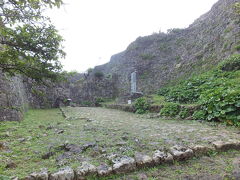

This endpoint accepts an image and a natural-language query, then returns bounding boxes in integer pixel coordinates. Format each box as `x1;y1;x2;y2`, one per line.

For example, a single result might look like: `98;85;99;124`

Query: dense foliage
134;97;150;114
160;103;180;117
0;0;65;82
158;54;240;126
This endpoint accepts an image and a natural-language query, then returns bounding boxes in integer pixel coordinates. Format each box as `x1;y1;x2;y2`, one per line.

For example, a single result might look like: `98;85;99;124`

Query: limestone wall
0;72;70;121
0;72;28;121
0;71;117;121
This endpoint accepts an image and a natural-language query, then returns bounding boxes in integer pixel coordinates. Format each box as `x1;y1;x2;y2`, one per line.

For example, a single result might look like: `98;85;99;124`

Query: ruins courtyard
1;107;240;179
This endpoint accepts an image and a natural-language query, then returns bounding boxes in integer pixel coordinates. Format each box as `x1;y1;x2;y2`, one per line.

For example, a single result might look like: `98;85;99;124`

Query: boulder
6;162;17;169
169;145;193;161
82;142;96;151
164;153;174;164
138;173;148;180
134;152;154;168
212;140;240;151
76;161;97;178
49;167;74;180
97;164;112;176
64;144;83;153
152;150;167;164
28;168;48;180
191;145;212;155
112;156;136;174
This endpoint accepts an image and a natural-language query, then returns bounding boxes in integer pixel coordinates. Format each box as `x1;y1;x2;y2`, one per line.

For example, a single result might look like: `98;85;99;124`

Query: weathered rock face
93;0;240;95
0;70;118;121
0;72;28;121
0;71;70;121
69;74;118;104
24;79;70;109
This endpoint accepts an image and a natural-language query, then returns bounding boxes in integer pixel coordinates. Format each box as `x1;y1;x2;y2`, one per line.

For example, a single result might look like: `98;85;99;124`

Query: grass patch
0;109;65;178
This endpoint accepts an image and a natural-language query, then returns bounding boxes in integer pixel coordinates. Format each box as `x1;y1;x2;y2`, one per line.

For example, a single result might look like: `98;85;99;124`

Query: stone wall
69;73;118;104
0;72;71;121
0;71;117;121
0;72;28;121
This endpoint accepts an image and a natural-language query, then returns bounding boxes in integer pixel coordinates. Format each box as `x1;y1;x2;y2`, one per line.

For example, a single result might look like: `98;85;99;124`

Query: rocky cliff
93;0;240;95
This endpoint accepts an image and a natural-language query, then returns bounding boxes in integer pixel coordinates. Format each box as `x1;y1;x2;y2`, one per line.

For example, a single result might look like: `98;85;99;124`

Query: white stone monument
131;71;137;93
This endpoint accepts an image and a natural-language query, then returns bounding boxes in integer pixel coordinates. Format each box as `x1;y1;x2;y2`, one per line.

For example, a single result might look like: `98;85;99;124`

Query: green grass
101;99;117;106
0;109;65;177
1;107;240;178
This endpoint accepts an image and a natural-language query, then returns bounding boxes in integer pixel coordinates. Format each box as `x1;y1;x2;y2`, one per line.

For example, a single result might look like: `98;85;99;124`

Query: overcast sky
48;0;219;72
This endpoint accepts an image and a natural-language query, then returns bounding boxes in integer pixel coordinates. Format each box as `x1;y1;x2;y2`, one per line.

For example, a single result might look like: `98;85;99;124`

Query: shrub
218;54;240;71
160;103;180;117
235;45;240;51
94;97;105;106
94;71;104;78
87;68;93;74
167;28;182;34
165;78;206;103
157;87;170;96
156;55;240;126
192;110;206;120
134;97;150;114
199;87;240;126
179;107;190;119
81;101;92;106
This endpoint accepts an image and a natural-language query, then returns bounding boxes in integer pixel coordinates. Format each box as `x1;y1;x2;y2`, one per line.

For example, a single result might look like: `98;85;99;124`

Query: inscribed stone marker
131;71;137;93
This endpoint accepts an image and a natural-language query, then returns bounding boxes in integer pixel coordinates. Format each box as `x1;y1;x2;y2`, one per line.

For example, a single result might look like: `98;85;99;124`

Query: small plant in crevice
134;97;150;114
235;45;240;51
140;53;155;60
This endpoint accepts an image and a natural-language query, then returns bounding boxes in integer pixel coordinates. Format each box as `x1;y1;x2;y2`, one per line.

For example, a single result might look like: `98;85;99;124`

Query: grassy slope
146;55;240;124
